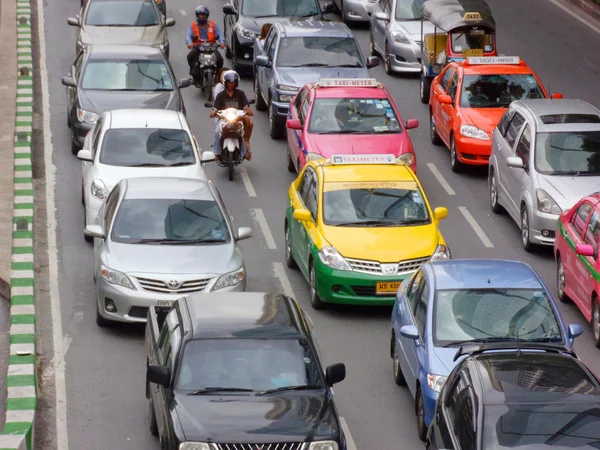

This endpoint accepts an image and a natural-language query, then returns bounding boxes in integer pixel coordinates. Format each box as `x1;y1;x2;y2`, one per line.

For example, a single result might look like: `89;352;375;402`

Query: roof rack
453;341;576;362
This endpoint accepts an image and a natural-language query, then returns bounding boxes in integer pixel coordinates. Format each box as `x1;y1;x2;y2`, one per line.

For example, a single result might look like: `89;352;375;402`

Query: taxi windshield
460;74;545;108
450;30;494;54
308;98;402;134
322;181;430;226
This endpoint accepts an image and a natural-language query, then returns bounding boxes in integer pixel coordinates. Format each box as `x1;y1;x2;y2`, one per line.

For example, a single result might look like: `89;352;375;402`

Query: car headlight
277;84;299;92
459;125;489;141
91;179;108;200
391;31;411;44
179;444;213;450
430;244;450;262
536;189;562;215
427;373;447;392
77;108;99;124
101;265;135;290
236;25;256;40
213;267;245;290
279;94;294;102
318;247;352;271
308;442;339;450
397;152;414;166
306;152;326;162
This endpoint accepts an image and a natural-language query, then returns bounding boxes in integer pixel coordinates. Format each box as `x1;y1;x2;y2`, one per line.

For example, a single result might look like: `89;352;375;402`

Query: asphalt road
39;0;600;448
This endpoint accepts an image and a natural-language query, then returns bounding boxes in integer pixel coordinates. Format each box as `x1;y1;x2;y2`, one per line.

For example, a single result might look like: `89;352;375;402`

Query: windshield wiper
551;170;599;176
317;129;363;134
188;387;254;395
397;219;429;225
166;238;226;245
125;163;166;167
336;220;404;227
529;336;563;342
258;385;321;395
129;238;188;244
333;64;362;68
252;14;278;18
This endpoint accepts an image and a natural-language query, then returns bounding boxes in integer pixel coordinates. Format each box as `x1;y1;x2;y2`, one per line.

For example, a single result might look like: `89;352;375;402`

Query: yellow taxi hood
461;108;506;133
322;223;441;262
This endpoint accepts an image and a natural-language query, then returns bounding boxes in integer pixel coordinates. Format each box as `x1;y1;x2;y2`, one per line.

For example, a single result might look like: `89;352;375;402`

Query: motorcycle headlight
213;267;245;290
100;265;135;290
306;152;326;162
279;94;294;102
307;442;339;450
77;108;99;124
236;25;256;40
179;444;214;450
200;53;216;64
397;152;414;166
536;189;562;215
318;247;352;271
427;373;447;392
430;244;450;262
459;125;489;141
277;84;299;92
391;31;411;45
224;110;237;122
91;179;108;200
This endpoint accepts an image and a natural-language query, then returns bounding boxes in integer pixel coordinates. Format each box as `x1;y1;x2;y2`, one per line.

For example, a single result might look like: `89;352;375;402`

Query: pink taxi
555;192;600;346
285;78;419;174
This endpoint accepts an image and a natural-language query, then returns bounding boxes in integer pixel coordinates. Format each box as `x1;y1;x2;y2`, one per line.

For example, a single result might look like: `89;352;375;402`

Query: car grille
352;286;376;296
128;306;149;319
134;276;213;294
346;256;431;276
215;444;304;450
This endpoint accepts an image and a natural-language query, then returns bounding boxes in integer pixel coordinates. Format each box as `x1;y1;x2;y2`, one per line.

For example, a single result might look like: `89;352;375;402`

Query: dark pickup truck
145;291;348;450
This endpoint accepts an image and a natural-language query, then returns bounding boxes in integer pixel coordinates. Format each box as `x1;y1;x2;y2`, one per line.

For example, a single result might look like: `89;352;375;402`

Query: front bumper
454;133;492;166
530;209;559;246
271;98;291;120
233;37;254;68
388;39;422;73
343;0;374;21
422;382;440;427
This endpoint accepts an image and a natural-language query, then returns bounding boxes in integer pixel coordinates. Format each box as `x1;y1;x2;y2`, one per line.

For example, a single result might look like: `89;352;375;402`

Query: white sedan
77;109;214;241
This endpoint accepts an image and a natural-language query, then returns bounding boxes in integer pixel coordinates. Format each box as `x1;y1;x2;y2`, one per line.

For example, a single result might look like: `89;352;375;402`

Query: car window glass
572;203;593;237
295;89;308;114
406;271;423;311
306;178;319;222
384;0;392;14
264;29;276;56
497;108;516;136
85;0;159;26
298;168;313;205
454;390;476;450
447;75;458;102
585;211;600;253
299;96;310;124
534;130;600;175
158;320;170;355
504;113;526;148
460;74;545;108
104;185;120;229
395;0;424;19
74;52;84;80
414;282;429;337
241;0;319;17
91;117;104;156
440;67;455;92
277;37;363;68
82;59;174;91
267;34;277;61
515;124;531;166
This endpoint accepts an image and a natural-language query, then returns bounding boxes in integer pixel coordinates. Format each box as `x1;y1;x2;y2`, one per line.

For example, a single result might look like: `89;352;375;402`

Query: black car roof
422;0;496;32
184;292;307;340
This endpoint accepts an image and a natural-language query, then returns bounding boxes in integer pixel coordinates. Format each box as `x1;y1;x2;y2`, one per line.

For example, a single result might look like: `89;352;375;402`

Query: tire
429;112;442;145
384;42;393;75
521;206;535;252
449;135;464;173
268;99;284;139
489;168;504;213
287;146;296;173
420;73;431;104
593;297;600;348
67;111;72;128
96;302;110;327
556;256;570;303
149;397;159;437
391;336;406;386
284;223;297;269
71;131;81;155
309;262;326;310
227;151;234;181
255;76;267;111
204;71;214;101
416;386;427;441
369;29;377;56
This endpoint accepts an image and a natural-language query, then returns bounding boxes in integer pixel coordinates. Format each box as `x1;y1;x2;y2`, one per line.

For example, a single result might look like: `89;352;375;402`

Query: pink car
555;193;600;346
285;78;419;174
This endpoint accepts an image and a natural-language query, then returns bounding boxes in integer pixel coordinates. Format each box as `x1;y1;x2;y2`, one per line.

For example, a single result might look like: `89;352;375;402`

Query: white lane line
427;163;455;196
273;262;296;299
250;208;277;250
458;206;494;248
239;166;257;197
180;9;187;15
340;417;358;450
546;0;600;35
39;0;69;447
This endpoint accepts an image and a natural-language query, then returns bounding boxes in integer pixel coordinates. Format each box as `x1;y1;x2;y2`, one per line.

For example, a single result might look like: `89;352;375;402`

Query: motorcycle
190;37;219;101
204;99;255;181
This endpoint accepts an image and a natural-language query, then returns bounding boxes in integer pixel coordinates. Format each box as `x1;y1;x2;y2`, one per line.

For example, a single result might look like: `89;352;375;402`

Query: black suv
427;343;600;450
146;292;348;450
223;0;334;73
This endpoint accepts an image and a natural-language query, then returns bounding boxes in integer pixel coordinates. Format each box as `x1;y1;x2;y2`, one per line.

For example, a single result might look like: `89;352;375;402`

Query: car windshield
308;98;402;134
450;30;494;54
99;128;196;167
322;181;430;226
434;288;563;345
241;0;319;18
81;59;173;91
111;199;230;244
535;131;600;175
395;0;425;20
484;404;600;449
85;0;159;26
460;74;546;108
176;338;324;392
277;37;363;68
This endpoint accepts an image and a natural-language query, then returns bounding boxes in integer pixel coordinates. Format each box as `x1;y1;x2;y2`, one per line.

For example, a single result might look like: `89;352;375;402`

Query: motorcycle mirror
204;102;213;108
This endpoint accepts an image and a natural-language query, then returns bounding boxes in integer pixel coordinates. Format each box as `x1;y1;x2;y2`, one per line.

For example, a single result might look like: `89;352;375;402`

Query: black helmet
223;71;239;88
195;5;209;18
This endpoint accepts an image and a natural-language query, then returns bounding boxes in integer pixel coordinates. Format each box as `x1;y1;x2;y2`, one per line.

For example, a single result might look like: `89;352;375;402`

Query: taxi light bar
466;56;520;65
463;12;482;21
330;154;396;165
318;78;379;87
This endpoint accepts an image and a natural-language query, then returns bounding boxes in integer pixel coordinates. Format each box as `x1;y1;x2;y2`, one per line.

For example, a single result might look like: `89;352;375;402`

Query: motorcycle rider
186;5;226;75
213;67;233;100
210;71;254;160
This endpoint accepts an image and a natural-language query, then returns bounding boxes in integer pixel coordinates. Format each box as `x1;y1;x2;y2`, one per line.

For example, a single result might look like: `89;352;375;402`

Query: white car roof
107;109;184;130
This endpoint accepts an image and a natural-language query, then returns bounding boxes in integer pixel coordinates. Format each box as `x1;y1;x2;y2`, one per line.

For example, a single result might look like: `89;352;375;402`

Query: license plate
463;49;483;57
157;301;174;307
376;281;401;295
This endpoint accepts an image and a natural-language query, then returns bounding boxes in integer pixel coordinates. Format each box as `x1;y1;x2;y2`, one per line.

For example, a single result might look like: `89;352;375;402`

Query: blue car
253;20;379;139
390;259;584;441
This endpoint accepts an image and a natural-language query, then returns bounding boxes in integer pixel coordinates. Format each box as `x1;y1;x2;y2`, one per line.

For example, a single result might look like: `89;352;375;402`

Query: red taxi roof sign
318;78;379;87
330;154;396;165
466;56;520;65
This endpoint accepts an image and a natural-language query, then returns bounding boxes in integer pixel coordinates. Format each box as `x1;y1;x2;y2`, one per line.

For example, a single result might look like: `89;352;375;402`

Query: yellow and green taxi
284;154;450;309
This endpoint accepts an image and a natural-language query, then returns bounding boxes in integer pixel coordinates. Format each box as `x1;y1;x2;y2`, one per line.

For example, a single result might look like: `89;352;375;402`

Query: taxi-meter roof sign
463;12;483;21
330;154;396;165
467;56;520;65
319;78;379;87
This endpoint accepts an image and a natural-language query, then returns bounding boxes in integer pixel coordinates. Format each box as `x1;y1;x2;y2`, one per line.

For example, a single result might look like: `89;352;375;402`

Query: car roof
312;85;389;99
427;259;543;290
184;292;306;339
312;162;418;184
277;20;352;38
87;44;164;59
107;109;184;129
471;352;600;406
121;177;214;200
514;99;600;132
458;61;535;76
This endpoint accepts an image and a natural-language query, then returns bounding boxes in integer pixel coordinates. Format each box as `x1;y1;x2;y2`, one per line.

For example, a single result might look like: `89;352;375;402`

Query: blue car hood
431;346;459;375
276;67;371;89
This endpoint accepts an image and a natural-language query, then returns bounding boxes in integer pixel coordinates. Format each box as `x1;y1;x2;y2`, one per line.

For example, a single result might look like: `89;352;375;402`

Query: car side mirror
67;16;80;26
373;11;389;21
223;4;237;15
551;92;563;99
77;149;93;162
433;207;448;222
147;364;170;387
366;56;380;69
576;243;595;257
255;55;271;68
200;150;216;163
405;119;419;130
236;227;253;241
322;2;335;13
506;156;525;169
439;94;453;105
165;17;175;27
84;225;105;240
178;78;191;89
325;363;346;386
400;325;419;340
61;76;76;87
287;119;302;130
568;323;584;339
293;208;312;222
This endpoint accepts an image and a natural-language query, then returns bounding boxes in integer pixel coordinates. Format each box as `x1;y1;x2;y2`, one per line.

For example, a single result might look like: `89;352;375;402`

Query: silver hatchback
85;177;253;326
489;99;600;251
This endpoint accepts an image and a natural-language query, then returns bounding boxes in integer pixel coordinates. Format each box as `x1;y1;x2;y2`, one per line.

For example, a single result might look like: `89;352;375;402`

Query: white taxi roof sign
330;154;396;165
318;78;379;88
466;56;520;65
463;12;482;21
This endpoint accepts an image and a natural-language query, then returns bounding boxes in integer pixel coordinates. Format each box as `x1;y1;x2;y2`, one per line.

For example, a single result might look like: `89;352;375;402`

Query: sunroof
540;114;600;124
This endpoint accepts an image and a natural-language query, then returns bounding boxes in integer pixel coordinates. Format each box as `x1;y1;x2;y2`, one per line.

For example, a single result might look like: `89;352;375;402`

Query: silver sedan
489;99;600;251
85;177;253;326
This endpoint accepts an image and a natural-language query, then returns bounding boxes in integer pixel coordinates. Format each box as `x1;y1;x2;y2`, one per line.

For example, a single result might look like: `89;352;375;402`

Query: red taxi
285;78;419;174
555;193;600;347
429;56;561;172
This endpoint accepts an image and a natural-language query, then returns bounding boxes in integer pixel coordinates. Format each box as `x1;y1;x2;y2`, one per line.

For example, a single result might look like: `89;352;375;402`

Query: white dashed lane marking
458;206;494;248
427;163;456;196
250;208;277;250
239;165;257;197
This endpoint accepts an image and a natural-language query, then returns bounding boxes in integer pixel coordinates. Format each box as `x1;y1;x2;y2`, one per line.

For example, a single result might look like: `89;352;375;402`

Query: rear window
539;114;600;124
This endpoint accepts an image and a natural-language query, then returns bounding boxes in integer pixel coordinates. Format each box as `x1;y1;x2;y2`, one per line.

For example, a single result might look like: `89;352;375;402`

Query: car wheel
149;397;159;437
556;256;571;303
268;98;284;139
284;223;297;269
420;73;431;104
254;77;267;111
429;112;442;145
416;386;427;441
520;206;535;252
489;168;504;213
593;297;600;348
369;29;377;56
309;262;326;310
96;302;110;327
384;42;393;75
392;337;406;386
450;135;464;173
225;37;232;59
287;145;296;173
